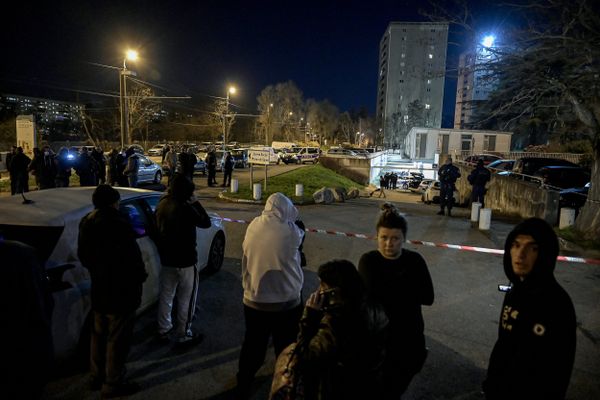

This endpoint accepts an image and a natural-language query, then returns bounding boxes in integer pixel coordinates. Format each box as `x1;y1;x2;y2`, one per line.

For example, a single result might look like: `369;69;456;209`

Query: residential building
404;127;512;160
454;37;498;129
376;22;449;151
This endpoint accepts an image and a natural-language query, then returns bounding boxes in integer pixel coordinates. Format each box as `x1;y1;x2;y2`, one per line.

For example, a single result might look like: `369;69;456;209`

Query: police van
294;147;320;164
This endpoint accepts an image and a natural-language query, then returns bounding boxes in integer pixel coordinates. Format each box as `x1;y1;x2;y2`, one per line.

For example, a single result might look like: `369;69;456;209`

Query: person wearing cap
437;157;461;216
155;174;211;344
77;185;148;398
468;159;491;208
483;218;576;399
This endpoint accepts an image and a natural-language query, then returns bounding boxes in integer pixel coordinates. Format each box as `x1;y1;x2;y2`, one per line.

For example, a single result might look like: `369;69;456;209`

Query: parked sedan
0;187;226;362
421;180;459;204
559;182;590;215
464;154;502;166
487;159;515;172
148;144;167;156
135;155;163;184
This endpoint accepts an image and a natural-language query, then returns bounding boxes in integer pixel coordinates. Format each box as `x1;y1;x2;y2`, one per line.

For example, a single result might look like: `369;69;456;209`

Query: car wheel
205;232;225;273
153;171;162;184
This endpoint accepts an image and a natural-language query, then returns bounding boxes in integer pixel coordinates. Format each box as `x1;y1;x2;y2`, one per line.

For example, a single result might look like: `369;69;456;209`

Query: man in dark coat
437;157;461;216
6;146;18;195
10;147;31;195
91;147;107;185
75;147;98;187
222;151;234;187
38;146;57;190
78;185;148;398
205;150;217;186
483;218;576;399
468;159;492;208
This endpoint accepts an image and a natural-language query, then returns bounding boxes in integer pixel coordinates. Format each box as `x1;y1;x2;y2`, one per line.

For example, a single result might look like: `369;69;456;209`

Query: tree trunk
574;148;600;240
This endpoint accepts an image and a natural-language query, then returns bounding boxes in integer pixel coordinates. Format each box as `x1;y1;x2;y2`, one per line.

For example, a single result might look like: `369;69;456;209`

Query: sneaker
157;328;173;343
175;332;204;345
101;381;140;398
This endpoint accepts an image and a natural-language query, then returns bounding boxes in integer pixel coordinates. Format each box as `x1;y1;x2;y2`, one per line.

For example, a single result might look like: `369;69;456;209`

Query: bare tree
306;99;339;145
126;81;161;145
257;81;304;144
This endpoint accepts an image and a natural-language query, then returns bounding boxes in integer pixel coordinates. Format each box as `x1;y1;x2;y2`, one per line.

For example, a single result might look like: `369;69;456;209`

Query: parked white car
135;155;164;184
421;180;459;204
0;187;226;361
148;144;167;157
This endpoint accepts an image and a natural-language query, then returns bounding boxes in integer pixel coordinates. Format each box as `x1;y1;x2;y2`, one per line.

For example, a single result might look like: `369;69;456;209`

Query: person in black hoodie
155;174;211;344
358;203;434;398
78;185;148;398
483;218;576;400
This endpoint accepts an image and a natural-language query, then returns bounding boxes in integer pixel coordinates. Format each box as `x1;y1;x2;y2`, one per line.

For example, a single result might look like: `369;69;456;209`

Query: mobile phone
319;287;343;310
498;284;512;293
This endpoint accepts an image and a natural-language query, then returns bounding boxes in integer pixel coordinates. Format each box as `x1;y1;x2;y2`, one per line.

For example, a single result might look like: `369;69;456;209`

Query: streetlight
120;50;138;149
223;86;236;149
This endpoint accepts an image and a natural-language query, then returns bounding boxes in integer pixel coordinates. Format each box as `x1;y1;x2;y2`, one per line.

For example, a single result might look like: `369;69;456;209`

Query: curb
217;191;316;206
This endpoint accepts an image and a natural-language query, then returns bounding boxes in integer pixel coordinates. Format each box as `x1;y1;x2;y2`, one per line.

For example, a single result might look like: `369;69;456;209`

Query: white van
271;141;298;150
249;146;280;165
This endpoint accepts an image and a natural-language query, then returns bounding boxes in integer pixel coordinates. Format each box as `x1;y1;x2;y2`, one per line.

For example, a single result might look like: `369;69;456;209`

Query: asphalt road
43;175;600;400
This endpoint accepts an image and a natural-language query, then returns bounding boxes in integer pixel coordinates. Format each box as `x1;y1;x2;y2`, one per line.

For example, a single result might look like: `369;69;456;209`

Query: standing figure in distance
236;192;305;399
222;151;234;187
358;203;434;398
437;157;460;216
11;146;31;194
77;185;148;398
205;149;217;187
54;147;72;188
483;218;576;399
123;147;139;188
468;159;491;208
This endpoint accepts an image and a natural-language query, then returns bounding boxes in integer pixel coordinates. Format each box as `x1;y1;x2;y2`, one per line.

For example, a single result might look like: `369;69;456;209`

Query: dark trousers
90;311;136;388
440;183;455;211
471;185;486;208
223;170;232;186
237;304;303;390
207;167;216;185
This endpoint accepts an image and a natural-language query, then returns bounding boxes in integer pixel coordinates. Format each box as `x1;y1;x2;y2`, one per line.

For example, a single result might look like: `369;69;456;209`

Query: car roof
0;187;161;227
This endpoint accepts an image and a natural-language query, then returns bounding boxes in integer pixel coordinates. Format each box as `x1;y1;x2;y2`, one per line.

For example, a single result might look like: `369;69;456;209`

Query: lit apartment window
428;54;433;59
401;53;405;58
427;79;431;84
403;115;409;123
425;104;431;109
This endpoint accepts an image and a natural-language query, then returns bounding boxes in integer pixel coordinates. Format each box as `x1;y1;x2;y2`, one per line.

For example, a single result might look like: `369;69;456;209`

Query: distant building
1;94;85;140
404;127;512;160
376;22;449;150
454;37;498;129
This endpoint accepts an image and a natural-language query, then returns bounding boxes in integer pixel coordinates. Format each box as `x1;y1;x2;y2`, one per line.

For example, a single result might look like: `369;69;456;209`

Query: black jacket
468;165;491;187
358;249;434;371
483;219;576;400
78;207;147;314
155;196;211;267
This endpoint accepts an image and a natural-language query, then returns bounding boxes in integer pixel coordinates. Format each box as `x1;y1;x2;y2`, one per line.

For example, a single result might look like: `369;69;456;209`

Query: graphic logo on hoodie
501;305;519;331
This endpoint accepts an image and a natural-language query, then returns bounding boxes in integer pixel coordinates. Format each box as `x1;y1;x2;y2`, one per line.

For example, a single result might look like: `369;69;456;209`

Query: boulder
331;187;347;202
313;187;335;204
347;187;360;199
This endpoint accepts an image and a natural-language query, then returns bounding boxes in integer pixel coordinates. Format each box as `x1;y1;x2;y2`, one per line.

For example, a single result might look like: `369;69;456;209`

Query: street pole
224;90;229;150
119;70;125;149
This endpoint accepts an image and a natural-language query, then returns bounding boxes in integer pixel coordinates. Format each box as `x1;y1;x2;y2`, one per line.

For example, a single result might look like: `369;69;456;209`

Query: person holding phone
358;203;434;398
294;260;388;399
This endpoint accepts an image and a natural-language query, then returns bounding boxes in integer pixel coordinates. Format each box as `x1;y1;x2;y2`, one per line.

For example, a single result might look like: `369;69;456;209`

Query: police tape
219;217;600;265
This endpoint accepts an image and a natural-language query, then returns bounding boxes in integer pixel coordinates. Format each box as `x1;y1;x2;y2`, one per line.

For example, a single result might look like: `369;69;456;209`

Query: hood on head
503;218;558;284
262;192;298;222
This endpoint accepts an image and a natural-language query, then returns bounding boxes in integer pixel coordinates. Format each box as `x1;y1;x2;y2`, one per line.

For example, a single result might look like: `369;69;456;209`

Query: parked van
271;141;298;150
294;147;320;164
249;146;280;165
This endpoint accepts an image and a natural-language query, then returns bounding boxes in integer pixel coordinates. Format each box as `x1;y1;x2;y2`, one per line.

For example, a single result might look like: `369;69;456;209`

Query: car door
119;197;162;311
137;156;153;182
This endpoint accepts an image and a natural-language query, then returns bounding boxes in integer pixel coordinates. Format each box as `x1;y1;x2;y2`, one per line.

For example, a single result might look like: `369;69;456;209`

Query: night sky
2;0;508;124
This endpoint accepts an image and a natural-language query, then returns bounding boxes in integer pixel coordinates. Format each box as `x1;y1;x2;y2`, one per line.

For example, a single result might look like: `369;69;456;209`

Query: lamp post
119;50;138;149
223;86;236;149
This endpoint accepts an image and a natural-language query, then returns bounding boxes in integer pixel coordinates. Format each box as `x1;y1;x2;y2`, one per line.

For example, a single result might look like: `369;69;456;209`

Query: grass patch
226;164;364;202
556;226;600;251
0;174;81;193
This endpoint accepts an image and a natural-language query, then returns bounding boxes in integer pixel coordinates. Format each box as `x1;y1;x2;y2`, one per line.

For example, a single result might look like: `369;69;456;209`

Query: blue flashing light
482;35;495;48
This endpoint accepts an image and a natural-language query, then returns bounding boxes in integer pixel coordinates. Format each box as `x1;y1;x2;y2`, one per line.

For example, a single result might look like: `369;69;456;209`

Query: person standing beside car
222;151;234;187
10;146;31;195
468;159;492;208
205;149;217;187
437;157;461;216
155;174;211;344
77;185;148;398
164;146;179;185
123;147;139;188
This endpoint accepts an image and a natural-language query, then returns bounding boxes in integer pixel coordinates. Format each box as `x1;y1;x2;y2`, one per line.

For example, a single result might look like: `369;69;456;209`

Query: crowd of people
3;148;577;399
4;145;145;194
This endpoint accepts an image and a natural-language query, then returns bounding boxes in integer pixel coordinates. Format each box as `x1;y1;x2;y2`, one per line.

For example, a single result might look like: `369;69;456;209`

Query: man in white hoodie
235;192;305;399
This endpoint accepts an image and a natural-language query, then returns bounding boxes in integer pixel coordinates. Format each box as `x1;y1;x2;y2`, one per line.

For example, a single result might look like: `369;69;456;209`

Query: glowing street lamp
120;49;139;148
224;85;237;148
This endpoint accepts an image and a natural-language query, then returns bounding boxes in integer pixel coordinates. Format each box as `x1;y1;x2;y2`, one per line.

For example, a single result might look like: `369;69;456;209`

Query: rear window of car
0;224;64;264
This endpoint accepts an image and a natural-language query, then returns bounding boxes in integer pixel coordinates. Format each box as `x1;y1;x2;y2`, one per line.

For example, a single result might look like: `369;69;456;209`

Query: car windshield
0;224;64;265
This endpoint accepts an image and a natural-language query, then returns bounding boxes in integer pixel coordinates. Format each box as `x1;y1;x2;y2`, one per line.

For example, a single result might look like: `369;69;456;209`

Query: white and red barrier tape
219;217;600;265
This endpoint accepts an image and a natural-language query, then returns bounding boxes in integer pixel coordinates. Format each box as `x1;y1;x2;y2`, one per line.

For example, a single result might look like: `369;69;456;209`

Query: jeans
157;265;199;340
90;311;136;387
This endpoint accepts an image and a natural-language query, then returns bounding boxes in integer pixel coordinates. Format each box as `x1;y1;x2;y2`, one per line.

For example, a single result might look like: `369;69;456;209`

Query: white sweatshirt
242;193;305;305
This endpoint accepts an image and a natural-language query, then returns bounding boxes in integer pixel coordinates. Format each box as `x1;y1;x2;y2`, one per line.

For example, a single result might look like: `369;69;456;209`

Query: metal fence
451;150;584;164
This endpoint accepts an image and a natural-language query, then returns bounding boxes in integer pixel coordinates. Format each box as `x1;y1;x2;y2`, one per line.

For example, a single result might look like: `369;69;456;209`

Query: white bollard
253;183;262;201
230;179;238;193
559;207;576;229
295;183;304;197
471;202;482;223
479;208;492;230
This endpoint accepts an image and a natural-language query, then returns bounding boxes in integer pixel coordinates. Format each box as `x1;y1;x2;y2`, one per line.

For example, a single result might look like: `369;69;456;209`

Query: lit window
401;53;405;58
429;54;433;59
427;79;431;84
425;104;431;109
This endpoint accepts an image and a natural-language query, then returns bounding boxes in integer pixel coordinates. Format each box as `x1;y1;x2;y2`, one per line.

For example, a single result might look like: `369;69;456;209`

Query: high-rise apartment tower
376;22;448;151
